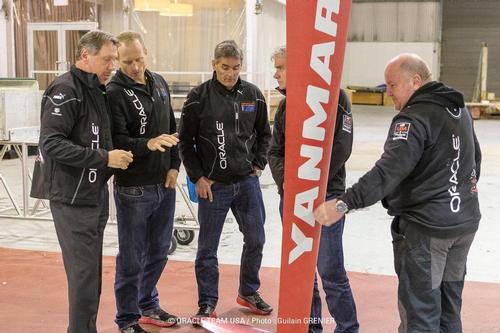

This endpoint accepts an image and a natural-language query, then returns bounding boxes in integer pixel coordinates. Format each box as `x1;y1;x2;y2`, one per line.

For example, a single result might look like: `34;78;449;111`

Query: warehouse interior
0;1;499;332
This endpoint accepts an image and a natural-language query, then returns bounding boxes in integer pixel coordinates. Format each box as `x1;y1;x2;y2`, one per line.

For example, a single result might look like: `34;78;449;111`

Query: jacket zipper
71;168;86;204
234;102;240;134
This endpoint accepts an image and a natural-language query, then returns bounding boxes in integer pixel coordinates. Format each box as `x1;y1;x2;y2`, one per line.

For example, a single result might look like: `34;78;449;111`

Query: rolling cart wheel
168;236;178;255
174;229;195;245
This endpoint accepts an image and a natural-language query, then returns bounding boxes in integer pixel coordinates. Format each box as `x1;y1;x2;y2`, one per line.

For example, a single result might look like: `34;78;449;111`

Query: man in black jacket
315;54;481;333
30;30;133;333
268;46;359;333
179;40;272;322
106;32;180;333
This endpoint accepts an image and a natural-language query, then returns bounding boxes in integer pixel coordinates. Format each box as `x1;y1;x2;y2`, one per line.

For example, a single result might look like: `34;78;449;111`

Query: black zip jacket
179;73;272;184
106;69;180;186
341;81;481;238
268;89;353;197
30;65;113;206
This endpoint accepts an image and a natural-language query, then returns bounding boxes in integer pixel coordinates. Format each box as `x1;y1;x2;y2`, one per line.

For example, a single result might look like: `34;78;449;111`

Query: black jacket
30;66;113;206
268;89;353;197
341;81;481;237
179;73;272;184
106;69;180;186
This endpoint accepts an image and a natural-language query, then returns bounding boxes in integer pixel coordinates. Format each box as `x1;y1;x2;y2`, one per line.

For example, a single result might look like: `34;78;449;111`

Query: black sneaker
192;304;217;327
237;292;273;315
120;323;149;333
139;308;179;327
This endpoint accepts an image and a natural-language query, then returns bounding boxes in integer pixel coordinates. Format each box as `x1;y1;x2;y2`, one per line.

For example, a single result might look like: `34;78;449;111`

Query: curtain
14;0;96;88
33;30;58;89
129;0;245;87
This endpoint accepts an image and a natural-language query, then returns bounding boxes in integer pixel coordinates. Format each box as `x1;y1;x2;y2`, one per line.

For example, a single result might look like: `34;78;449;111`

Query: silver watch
335;200;349;214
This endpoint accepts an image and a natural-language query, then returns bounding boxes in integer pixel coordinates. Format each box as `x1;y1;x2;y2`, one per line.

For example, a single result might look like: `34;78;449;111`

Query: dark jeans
279;197;359;333
114;184;176;329
196;176;266;307
51;186;109;333
391;217;475;333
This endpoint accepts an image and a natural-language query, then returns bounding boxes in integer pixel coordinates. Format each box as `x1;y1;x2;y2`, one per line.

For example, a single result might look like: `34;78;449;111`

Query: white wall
341;42;440;88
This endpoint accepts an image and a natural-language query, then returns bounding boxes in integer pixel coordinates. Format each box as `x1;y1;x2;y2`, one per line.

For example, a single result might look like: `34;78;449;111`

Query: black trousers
391;217;475;333
51;188;109;333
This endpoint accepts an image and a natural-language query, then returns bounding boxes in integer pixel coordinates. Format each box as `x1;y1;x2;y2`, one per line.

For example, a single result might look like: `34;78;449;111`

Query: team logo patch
393;122;411;140
241;102;255;112
342;115;352;133
470;169;478;193
53;93;65;100
51;107;62;116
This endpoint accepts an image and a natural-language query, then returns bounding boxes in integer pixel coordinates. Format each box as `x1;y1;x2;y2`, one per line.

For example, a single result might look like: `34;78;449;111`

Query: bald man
314;54;481;333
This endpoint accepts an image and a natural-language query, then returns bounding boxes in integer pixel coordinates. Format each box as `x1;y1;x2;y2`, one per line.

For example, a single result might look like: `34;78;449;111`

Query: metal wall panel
441;0;500;100
348;2;440;42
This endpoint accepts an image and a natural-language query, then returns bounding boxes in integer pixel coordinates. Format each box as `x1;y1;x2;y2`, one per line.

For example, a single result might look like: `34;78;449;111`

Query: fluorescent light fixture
160;1;193;17
134;0;193;17
134;0;165;12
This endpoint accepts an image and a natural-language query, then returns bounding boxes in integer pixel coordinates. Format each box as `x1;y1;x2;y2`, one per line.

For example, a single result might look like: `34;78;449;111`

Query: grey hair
116;31;147;51
271;45;286;61
398;53;432;81
214;40;243;61
76;30;119;59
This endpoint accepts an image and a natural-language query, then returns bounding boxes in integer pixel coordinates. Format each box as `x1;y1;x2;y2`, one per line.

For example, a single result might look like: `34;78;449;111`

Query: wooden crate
465;102;497;120
265;90;284;122
344;89;354;104
351;91;383;105
383;92;394;107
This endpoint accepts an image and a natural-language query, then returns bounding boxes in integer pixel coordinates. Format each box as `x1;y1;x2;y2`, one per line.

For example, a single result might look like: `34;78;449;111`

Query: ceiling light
160;1;193;17
134;0;164;12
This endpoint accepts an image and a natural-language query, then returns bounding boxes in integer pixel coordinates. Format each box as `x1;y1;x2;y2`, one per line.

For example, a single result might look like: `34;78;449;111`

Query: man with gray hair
31;30;133;333
268;45;359;333
314;53;481;332
179;40;272;323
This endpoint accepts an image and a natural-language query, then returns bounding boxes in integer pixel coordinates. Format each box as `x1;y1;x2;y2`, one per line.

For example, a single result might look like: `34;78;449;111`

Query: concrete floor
1;105;499;332
2;247;500;333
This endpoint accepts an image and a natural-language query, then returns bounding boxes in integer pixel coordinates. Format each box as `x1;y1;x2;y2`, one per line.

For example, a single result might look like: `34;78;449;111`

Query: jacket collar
71;65;104;89
276;87;286;96
211;71;242;95
111;69;155;94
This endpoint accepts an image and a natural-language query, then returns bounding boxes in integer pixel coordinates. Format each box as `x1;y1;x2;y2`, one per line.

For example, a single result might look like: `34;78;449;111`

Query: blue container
186;176;198;203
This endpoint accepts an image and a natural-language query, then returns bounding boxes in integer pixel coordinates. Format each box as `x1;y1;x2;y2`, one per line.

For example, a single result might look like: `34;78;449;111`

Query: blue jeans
114;184;176;329
196;176;266;307
279;197;359;333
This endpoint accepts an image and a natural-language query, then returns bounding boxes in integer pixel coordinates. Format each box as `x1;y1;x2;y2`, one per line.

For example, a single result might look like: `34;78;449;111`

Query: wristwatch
335;200;349;214
253;169;262;177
